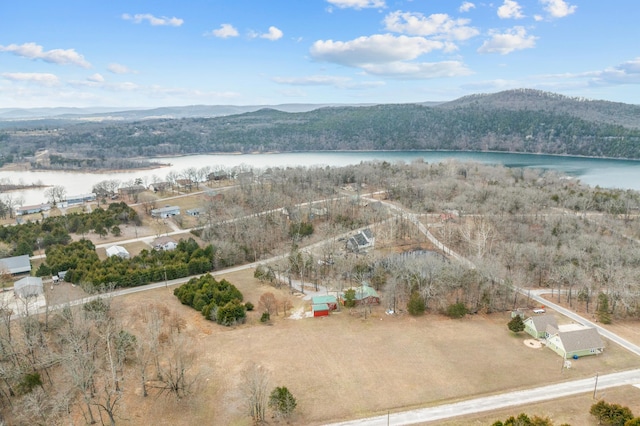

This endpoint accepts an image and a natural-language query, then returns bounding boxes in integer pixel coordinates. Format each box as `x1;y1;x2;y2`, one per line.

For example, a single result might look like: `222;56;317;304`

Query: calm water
2;151;640;206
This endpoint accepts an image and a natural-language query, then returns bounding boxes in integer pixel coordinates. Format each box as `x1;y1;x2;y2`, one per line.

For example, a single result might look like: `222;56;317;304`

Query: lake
2;151;640;206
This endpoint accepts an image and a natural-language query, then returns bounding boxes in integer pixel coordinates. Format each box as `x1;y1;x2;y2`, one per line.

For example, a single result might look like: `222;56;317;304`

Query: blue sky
1;0;639;108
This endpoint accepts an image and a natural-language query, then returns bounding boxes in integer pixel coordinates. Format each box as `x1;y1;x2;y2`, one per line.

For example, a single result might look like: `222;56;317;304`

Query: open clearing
100;268;640;425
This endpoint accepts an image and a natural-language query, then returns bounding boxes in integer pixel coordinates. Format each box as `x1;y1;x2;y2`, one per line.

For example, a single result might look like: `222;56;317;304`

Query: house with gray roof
346;228;375;253
14;276;44;299
151;205;180;218
0;255;31;275
545;324;605;359
523;314;558;339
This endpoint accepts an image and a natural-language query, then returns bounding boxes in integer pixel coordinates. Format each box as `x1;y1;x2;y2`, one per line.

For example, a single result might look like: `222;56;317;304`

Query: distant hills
1;89;640;167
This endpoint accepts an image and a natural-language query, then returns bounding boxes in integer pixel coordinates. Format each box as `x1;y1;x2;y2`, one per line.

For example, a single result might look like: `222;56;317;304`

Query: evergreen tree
508;315;526;333
269;386;297;419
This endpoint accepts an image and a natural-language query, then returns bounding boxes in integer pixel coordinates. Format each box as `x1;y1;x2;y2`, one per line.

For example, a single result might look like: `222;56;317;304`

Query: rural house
16;203;51;216
346;228;375;253
151;205;180;218
545;324;605;359
523;314;558;339
61;193;96;207
343;284;380;306
152;236;178;251
0;254;32;275
106;245;130;259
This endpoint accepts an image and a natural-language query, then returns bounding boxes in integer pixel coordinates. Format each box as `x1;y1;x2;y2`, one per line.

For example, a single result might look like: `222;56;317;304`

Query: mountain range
1;89;639;168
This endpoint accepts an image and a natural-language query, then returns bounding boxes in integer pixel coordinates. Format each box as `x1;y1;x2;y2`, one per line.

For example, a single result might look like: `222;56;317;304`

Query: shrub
343;288;356;308
216;299;246;326
260;312;270;323
245;301;254;311
407;292;425;316
508;315;525;333
446;302;468;319
269;386;297;418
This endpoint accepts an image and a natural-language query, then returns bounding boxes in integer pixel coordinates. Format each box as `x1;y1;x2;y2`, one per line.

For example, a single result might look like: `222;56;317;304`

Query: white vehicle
533;308;546;314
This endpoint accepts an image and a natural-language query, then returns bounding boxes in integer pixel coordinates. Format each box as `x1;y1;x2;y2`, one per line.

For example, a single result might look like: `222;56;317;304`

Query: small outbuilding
14;276;44;299
312;303;330;317
106;245;130;259
311;295;338;311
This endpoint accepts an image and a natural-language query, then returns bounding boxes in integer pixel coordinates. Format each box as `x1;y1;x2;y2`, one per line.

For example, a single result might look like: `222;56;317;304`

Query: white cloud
359;61;473;79
1;72;60;86
261;26;283;41
326;0;385;10
208;23;239;39
107;63;136;74
87;73;105;83
459;2;476;12
540;0;577;18
477;26;537;54
311;34;446;67
122;13;184;27
497;0;525;19
384;11;479;41
0;42;91;68
583;57;640;86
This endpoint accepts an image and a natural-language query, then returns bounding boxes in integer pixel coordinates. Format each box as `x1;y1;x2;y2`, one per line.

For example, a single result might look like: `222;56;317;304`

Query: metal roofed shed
14;276;44;299
0;255;32;275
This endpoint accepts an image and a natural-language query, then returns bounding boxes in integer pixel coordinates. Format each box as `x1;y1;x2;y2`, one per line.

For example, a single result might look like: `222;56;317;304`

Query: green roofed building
311;295;338;310
312;303;330;317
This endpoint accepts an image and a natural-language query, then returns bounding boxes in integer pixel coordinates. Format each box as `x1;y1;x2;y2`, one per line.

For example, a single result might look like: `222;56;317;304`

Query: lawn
110;269;640;426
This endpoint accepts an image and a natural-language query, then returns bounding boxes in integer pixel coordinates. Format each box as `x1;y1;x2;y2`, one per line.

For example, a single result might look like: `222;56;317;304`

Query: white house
151;205;180;218
106;245;130;259
152;236;178;251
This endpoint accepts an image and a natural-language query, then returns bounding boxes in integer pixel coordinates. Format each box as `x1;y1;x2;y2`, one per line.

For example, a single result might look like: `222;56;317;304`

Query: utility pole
593;372;599;399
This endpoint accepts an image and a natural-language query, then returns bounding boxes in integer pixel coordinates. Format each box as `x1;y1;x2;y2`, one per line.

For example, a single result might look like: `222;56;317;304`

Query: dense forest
2;89;640;169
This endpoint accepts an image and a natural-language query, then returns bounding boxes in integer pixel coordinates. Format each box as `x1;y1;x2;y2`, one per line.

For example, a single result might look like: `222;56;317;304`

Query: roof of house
152;205;180;213
526;314;558;331
106;245;129;257
15;276;43;298
312;295;337;305
0;255;31;274
348;285;379;300
152;236;177;247
362;228;374;240
312;303;330;312
555;326;605;353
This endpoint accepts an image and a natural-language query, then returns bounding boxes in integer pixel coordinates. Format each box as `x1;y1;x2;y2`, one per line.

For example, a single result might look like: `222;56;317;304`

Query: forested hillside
2;89;640;169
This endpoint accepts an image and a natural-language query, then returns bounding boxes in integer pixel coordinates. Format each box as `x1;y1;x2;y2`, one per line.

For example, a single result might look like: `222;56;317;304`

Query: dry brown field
98;268;640;426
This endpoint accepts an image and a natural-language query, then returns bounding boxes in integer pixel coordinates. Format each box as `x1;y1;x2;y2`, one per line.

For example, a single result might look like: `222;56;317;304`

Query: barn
311;295;338;311
312;303;330;317
14;277;44;299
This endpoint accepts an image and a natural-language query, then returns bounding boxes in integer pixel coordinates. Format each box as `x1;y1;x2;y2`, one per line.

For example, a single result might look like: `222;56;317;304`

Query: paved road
325;369;640;426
